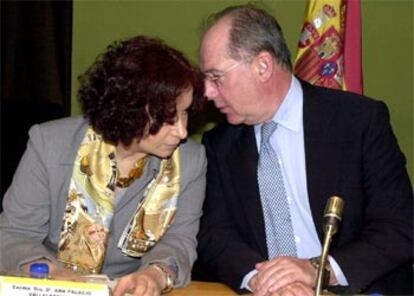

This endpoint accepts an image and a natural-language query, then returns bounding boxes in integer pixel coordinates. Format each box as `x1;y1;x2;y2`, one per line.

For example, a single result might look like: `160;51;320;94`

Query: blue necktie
257;121;297;258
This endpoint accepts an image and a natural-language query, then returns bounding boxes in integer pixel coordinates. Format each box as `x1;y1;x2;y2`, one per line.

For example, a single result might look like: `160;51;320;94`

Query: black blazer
195;80;413;294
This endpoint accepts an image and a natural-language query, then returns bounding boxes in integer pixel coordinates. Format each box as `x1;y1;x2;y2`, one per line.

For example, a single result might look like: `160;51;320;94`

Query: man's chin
226;114;244;125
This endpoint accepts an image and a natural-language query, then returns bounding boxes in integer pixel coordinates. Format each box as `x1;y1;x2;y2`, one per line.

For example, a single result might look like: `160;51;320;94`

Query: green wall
72;0;413;180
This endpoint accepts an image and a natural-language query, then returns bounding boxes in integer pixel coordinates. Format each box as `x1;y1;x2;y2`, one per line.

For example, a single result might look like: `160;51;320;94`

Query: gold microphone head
323;196;344;234
324;196;344;221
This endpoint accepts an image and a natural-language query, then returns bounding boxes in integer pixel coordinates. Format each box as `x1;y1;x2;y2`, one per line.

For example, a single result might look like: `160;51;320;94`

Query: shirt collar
271;75;303;132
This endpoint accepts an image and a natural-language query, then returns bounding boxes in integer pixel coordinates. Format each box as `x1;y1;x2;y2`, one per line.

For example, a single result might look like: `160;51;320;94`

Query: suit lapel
302;80;342;241
58;121;89;204
227;126;268;257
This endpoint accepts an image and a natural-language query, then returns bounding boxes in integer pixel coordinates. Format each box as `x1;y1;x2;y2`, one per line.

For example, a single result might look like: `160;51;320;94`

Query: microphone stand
315;196;344;296
315;223;335;296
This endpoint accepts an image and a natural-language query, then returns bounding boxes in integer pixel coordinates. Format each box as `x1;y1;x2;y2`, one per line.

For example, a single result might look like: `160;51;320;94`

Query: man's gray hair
205;4;292;71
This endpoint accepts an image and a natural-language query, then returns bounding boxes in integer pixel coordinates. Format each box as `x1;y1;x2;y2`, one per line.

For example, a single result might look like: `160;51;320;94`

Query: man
195;4;413;296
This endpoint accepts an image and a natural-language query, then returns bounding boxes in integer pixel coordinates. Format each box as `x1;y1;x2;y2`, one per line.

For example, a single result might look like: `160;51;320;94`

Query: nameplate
0;275;110;296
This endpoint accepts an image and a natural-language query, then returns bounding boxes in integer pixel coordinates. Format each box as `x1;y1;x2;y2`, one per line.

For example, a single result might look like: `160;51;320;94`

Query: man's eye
206;73;220;81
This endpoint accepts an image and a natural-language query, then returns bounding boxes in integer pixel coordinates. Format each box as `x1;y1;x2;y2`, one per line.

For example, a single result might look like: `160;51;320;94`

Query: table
169;282;338;295
169;281;249;295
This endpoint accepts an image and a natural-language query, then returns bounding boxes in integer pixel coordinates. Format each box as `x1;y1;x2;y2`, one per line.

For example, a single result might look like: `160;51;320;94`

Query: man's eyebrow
203;68;220;75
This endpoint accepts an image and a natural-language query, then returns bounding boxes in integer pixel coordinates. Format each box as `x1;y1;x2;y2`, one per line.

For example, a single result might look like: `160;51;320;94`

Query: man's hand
270;282;314;296
113;265;165;296
252;256;317;296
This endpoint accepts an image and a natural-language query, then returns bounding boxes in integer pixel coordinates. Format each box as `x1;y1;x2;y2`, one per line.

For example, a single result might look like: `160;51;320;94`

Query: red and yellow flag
294;0;363;94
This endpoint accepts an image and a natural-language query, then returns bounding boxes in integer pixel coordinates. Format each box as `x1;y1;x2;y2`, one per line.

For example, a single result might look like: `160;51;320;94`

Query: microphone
323;196;344;235
315;196;344;296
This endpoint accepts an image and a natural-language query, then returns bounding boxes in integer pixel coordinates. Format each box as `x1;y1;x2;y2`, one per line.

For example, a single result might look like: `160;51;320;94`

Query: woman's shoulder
29;116;87;140
179;138;206;170
177;138;206;188
36;116;86;132
179;138;205;157
27;116;88;159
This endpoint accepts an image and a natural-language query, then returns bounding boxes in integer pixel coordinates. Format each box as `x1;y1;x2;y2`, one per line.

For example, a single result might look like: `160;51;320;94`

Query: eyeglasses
204;62;243;87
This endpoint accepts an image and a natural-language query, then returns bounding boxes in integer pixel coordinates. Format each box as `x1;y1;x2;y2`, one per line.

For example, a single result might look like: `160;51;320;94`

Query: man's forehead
200;47;221;71
200;41;228;72
200;19;232;68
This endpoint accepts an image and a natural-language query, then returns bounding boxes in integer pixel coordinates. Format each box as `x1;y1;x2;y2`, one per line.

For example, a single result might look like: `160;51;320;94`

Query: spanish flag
294;0;363;94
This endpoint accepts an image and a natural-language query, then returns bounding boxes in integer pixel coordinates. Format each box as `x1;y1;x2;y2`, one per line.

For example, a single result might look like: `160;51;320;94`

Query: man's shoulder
203;122;248;144
302;82;391;134
204;122;246;137
302;79;383;109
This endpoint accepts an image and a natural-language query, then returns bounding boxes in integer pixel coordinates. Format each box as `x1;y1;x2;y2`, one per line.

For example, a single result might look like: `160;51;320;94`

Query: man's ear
253;51;273;81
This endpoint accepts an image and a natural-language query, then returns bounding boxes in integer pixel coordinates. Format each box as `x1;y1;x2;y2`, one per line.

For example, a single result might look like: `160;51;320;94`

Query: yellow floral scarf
57;127;180;274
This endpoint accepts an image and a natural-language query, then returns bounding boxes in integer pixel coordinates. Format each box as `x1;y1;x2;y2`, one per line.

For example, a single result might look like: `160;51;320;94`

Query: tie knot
261;121;278;144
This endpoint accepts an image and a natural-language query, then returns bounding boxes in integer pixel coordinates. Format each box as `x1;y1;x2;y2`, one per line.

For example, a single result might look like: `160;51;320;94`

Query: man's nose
204;80;218;100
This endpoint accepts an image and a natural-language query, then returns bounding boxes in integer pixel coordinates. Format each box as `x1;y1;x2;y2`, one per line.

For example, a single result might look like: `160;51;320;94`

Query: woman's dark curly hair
78;35;205;145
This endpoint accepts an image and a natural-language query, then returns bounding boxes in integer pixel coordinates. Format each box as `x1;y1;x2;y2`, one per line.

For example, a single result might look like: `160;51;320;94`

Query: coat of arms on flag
294;0;363;94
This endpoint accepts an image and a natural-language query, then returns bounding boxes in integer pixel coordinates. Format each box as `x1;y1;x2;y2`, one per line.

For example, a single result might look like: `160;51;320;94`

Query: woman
0;35;206;296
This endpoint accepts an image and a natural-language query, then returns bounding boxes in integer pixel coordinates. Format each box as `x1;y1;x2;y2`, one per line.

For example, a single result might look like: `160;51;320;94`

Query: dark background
1;1;72;211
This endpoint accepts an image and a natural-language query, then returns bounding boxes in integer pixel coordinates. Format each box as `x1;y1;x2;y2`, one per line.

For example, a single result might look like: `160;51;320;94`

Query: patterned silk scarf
57;127;180;274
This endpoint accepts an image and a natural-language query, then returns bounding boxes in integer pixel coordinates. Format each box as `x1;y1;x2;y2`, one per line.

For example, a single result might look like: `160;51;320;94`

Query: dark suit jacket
195;80;413;294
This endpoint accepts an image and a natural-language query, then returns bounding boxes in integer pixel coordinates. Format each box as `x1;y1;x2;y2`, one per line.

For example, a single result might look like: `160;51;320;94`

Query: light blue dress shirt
241;76;348;290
